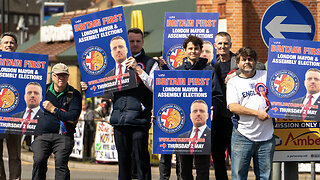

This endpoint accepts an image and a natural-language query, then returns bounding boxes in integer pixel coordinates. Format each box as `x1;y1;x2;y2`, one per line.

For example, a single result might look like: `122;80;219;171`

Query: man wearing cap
31;63;82;180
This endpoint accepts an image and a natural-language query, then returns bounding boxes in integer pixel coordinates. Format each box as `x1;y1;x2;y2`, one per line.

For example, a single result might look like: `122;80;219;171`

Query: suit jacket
8;108;45;135
103;67;137;99
285;95;320;121
174;126;211;155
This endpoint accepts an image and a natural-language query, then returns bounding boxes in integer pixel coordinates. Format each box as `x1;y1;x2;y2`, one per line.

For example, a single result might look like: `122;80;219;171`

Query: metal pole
272;162;281;180
6;0;8;32
311;162;316;180
1;0;5;34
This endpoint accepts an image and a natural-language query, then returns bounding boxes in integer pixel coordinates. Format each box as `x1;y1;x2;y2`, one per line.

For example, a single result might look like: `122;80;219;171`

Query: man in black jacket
81;28;159;180
32;63;82;180
176;35;223;180
212;32;266;180
111;28;159;180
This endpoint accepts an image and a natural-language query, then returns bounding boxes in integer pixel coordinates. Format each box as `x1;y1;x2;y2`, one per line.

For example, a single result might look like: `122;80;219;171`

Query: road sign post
261;1;316;179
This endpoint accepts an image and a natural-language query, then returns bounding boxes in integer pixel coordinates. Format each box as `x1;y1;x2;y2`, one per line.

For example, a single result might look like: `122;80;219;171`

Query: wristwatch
53;107;59;115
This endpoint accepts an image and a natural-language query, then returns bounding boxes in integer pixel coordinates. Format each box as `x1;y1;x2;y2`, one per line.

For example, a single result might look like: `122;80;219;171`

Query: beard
240;64;255;76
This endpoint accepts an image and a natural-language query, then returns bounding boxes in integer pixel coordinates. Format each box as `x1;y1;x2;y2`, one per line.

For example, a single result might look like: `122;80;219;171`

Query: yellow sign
274;118;320;150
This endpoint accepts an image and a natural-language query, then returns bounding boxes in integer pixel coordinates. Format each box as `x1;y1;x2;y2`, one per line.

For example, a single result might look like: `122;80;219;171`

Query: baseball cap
50;63;69;75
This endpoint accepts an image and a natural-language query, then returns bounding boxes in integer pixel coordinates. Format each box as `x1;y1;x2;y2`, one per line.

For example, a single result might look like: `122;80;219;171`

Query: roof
4;0;94;14
19;0;196;61
19;9;100;62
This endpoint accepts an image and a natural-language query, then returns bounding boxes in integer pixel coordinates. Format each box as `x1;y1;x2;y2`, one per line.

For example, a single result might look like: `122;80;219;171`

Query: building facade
197;0;320;64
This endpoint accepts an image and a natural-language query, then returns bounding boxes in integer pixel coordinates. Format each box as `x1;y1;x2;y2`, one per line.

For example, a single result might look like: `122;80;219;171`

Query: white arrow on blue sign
261;0;315;47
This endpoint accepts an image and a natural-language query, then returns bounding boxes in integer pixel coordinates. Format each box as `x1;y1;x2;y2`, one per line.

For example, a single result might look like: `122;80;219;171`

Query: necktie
22;109;32;134
117;64;122;91
302;95;313;120
190;128;199;154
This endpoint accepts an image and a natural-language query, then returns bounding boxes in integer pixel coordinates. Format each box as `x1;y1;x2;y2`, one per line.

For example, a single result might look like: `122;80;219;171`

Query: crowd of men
80;28;275;180
0;27;277;180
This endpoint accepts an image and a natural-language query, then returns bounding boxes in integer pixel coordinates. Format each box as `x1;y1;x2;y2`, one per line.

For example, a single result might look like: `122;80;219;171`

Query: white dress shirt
303;92;320;105
23;106;40;119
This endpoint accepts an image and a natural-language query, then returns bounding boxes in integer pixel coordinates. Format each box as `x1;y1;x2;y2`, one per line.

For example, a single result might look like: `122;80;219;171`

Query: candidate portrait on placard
103;36;137;94
9;82;44;135
285;68;320;121
175;99;211;154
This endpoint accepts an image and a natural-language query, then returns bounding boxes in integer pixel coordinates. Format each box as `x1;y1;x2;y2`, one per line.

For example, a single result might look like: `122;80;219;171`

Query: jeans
231;129;275;180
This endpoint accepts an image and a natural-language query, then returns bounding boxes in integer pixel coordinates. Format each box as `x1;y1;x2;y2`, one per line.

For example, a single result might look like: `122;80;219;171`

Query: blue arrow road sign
261;0;315;47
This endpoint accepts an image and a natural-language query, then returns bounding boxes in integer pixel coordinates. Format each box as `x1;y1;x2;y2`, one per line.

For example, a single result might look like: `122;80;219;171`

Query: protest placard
0;51;48;135
72;6;136;98
163;12;219;69
153;70;212;154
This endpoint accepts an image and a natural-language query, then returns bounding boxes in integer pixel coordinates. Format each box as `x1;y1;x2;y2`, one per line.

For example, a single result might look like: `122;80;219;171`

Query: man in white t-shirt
226;47;275;180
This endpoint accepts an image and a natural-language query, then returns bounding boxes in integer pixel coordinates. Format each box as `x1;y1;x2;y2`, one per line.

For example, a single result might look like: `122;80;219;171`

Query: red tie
22;109;32;134
117;64;122;91
302;95;313;120
190;128;199;154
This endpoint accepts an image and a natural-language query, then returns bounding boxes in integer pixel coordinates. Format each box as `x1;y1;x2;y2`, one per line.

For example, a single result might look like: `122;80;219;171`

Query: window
34;16;39;26
13;14;18;24
218;3;226;19
28;16;34;26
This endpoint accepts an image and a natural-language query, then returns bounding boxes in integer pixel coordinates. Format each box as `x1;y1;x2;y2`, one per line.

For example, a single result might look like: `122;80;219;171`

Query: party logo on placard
269;70;299;98
165;44;186;69
157;104;185;133
0;84;19;112
81;46;108;75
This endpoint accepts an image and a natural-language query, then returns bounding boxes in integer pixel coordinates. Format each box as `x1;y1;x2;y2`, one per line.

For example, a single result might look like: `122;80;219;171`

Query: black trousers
179;154;210;180
31;133;74;180
114;126;151;180
0;135;21;180
159;154;181;180
212;116;233;180
84;121;95;159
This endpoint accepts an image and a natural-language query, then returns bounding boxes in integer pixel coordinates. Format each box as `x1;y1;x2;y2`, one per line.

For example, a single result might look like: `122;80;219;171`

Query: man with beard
227;47;275;180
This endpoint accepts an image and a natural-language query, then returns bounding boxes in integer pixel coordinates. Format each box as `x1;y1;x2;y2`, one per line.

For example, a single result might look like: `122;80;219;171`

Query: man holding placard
0;32;21;180
81;27;159;180
227;47;275;180
176;35;222;180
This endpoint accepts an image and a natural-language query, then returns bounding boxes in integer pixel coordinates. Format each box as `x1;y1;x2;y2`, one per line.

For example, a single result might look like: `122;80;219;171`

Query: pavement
21;147;111;171
20;147;317;180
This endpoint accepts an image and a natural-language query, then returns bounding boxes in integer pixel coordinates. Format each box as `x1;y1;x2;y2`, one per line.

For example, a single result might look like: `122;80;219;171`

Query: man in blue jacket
32;63;82;180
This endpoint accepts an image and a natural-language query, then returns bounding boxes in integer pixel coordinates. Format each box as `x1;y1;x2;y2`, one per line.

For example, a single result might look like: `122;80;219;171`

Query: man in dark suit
9;82;44;136
285;68;320;121
1;82;44;180
103;36;137;94
177;126;211;154
177;99;211;180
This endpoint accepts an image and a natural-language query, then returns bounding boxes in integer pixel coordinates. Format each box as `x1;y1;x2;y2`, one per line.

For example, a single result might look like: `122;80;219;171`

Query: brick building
197;0;319;64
